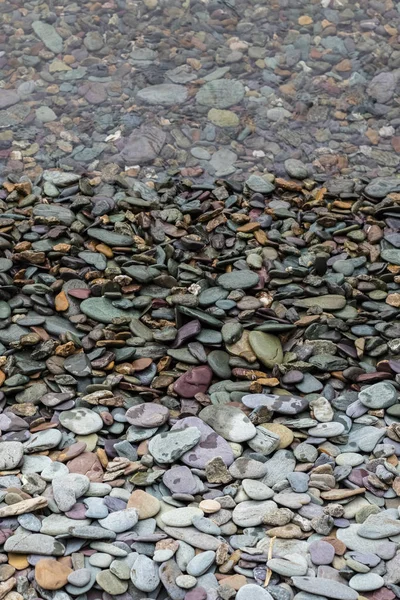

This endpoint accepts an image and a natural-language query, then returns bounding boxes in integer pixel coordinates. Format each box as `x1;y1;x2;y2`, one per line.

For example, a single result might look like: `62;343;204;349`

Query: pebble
35;559;72;590
233;500;277;527
199;406;256;443
149;427;201;463
349;574;385;592
161;507;204;527
187;551;215;576
98;508;138;532
127;490;160;519
267;554;308;577
130;555;160;592
59;408;103;435
291;577;358;600
309;541;335;565
236;585;274;600
0;442;23;470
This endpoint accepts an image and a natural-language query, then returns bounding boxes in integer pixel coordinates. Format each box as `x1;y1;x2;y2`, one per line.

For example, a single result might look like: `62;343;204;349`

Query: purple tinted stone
309;540;335;565
298;504;324;519
1;430;30;442
185;588;207;600
348;468;369;486
171;416;234;468
65;503;87;519
337;342;357;358
172;320;201;348
173;365;213;398
103;497;127;512
203;490;223;500
389;360;400;373
317;565;348;585
282;370;304;384
126;403;169;428
0;413;28;431
55;400;76;411
104;439;119;458
162;465;200;495
346;399;369;418
349;552;380;567
334;518;350;528
306;437;326;444
362;476;386;497
135;364;157;386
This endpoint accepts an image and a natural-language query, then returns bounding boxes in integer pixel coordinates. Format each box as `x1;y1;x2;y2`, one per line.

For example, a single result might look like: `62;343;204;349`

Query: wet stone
218;271;259;290
196;79;245;109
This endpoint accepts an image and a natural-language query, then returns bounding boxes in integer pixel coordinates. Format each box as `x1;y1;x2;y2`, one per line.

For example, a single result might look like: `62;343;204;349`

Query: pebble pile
1;169;400;600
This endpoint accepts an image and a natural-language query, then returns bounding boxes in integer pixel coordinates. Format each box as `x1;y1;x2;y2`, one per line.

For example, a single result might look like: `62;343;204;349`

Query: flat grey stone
337;524;396;559
242;479;274;500
99;508;138;532
307;422;345;437
242;393;308;415
248;426;280;455
187;550;215;576
96;570;128;595
52;473;90;512
148;427;201;463
161;507;203;527
347;426;386;452
218;270;259;290
246;175;275;193
262;450;296;487
32;203;74;225
59;408;103;435
358;382;397;409
0;441;23;470
285;159;308;179
365;177;400;198
41;514;91;536
291;577;358;600
236;584;274;600
137;84;188;105
69;526;116;540
130;554;160;592
162;526;222;550
233;500;277;527
349;574;384;592
4;533;65;555
358;514;400;539
67;569;92;587
267;553;308;577
199;405;256;443
24;429;62;452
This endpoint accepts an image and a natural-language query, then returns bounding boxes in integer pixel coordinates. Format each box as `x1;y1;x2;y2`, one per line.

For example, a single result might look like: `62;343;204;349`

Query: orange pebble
54;290;69;312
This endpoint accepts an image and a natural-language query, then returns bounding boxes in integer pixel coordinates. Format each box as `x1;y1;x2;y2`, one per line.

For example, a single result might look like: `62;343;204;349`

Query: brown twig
264;535;276;587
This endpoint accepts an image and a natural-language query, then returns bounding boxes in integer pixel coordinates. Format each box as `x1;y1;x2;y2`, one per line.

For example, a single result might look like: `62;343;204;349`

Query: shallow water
1;0;399;181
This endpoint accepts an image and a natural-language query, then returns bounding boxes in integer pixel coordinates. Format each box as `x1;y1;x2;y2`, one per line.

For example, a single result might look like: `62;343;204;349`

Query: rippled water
1;0;399;181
